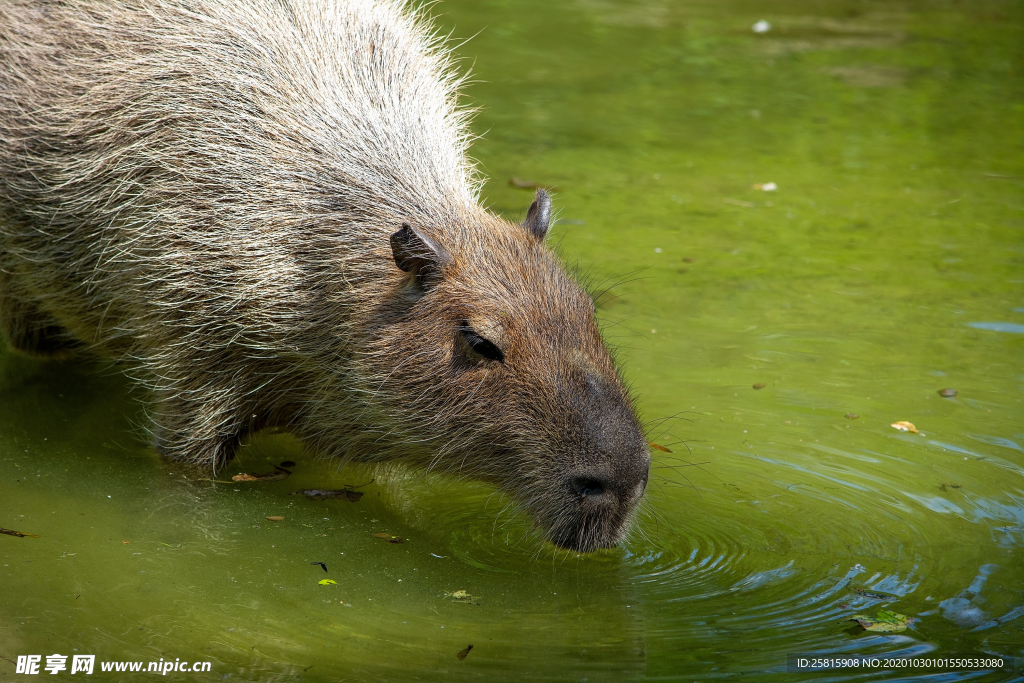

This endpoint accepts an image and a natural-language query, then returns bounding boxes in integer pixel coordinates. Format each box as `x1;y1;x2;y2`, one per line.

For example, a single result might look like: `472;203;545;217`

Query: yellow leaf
232;471;289;482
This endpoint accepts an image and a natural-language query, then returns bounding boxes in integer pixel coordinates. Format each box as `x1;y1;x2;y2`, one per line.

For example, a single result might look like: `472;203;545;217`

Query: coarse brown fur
0;0;650;551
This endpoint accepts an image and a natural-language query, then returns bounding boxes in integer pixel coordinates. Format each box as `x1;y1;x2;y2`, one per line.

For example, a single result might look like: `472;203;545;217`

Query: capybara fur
0;0;650;551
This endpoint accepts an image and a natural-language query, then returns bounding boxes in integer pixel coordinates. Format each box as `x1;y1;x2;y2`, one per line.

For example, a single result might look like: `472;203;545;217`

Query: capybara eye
459;324;504;363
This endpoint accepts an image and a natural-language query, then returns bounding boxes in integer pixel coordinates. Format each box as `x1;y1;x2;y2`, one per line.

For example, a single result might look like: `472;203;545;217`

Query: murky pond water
2;0;1022;680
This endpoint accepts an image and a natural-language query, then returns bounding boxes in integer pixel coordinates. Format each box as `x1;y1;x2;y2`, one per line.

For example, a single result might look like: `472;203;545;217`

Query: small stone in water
938;388;958;398
853;587;892;600
373;532;392;539
457;645;474;660
753;383;766;390
890;421;918;433
845;413;859;420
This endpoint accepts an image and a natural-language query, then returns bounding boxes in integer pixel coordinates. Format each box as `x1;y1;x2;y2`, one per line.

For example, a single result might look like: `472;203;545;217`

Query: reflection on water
2;0;1022;680
968;323;1024;334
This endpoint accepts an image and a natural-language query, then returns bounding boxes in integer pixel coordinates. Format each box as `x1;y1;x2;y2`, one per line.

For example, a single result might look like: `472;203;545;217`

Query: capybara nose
570;475;611;501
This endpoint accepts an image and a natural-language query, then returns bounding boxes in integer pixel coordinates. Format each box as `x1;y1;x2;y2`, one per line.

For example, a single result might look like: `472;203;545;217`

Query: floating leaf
890;421;918;433
648;442;673;453
456;645;474;660
0;527;39;538
939;483;962;492
291;489;363;502
445;589;479;604
232;471;289;482
318;579;337;586
373;532;405;543
851;610;914;632
265;515;284;522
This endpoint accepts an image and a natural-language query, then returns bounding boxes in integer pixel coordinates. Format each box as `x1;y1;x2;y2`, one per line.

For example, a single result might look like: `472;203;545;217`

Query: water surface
2;0;1022;680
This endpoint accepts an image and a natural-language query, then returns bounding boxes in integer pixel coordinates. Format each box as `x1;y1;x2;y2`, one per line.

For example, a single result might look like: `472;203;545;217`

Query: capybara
0;0;649;551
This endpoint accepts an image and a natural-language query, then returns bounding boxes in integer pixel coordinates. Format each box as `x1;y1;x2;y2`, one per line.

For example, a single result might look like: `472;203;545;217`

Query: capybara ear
523;188;551;241
390;223;451;284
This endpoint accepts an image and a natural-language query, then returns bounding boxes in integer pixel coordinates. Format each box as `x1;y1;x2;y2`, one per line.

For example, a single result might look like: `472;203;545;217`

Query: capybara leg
151;393;251;471
0;283;80;358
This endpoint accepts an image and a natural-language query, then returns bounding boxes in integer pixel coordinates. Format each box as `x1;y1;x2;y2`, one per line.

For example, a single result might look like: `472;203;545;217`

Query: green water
2;0;1023;680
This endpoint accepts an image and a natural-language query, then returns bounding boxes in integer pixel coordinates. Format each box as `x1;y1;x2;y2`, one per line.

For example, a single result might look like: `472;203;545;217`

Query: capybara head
362;190;650;552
